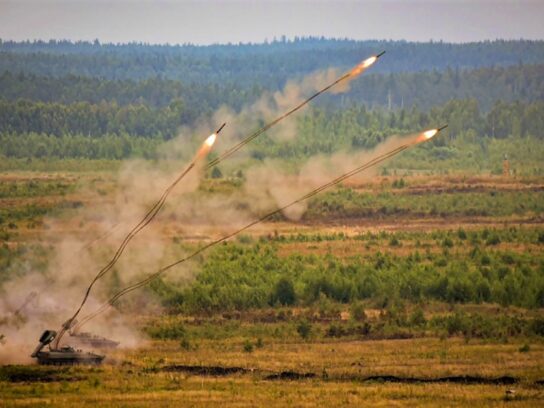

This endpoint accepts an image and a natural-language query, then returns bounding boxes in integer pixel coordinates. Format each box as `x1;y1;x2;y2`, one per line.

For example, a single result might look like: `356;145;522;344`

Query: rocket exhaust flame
53;123;225;348
423;129;438;139
197;129;220;158
416;125;447;143
351;56;377;76
205;133;217;147
349;51;384;77
73;126;443;331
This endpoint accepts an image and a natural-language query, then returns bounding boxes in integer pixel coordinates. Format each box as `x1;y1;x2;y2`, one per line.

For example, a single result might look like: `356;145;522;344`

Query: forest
0;39;543;167
2;38;544;81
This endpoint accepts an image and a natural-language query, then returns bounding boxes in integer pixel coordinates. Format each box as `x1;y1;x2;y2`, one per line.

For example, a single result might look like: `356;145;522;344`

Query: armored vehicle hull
34;347;104;365
31;330;104;365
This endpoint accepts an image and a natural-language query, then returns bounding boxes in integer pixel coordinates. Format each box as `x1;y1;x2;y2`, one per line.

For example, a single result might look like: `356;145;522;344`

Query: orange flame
415;128;439;143
204;133;217;147
197;132;218;158
423;129;438;140
350;55;378;76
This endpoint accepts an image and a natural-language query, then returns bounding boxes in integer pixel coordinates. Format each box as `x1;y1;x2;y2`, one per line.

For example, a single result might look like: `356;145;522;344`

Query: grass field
1;335;544;407
1;170;543;406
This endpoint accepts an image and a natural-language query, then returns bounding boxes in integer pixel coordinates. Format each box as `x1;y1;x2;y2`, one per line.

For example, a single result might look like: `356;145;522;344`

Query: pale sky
0;0;543;45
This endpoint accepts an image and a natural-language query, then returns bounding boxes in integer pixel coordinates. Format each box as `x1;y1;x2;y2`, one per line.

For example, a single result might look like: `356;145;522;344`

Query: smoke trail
79;222;121;252
73;127;444;330
52;127;223;347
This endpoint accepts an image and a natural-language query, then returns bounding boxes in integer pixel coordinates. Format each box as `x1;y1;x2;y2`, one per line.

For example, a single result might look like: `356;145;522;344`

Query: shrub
486;234;501;246
518;343;530;353
243;340;254;353
326;324;346;338
296;320;312;340
272;278;297;306
389;237;401;247
444;311;470;336
480;254;491;265
501;253;515;265
535;287;544;308
392;178;406;188
442;237;454;248
350;302;367;322
237;234;253;244
410;307;427;327
256;337;264;348
180;337;192;350
447;280;475;303
529;318;544;337
146;323;187;340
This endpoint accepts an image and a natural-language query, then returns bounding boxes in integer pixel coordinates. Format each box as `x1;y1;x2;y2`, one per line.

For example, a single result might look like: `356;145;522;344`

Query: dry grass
115;337;544;381
276;237;542;258
4;380;544;407
2;338;544;407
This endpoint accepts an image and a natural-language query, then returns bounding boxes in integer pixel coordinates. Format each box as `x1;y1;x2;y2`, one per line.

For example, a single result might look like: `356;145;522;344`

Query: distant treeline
0;99;189;138
1;99;542;160
1;38;542;165
1;38;544;85
0;72;264;112
1;63;542;112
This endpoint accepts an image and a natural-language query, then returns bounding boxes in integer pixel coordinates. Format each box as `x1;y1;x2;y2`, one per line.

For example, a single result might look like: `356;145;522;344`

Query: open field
1;170;543;406
1;334;544;407
2;171;543;240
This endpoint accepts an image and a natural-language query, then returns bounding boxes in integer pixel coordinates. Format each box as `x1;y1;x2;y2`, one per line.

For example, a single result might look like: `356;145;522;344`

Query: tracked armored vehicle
31;330;104;365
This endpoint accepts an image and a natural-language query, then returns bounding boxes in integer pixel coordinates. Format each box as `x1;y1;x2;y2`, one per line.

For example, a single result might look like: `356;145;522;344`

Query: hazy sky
1;0;543;45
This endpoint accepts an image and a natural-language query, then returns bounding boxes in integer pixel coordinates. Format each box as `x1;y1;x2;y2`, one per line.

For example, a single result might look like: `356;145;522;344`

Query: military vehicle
69;331;119;349
31;330;104;365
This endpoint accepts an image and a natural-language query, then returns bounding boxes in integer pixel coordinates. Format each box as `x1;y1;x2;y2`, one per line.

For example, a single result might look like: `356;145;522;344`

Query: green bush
409;308;427;327
180;337;193;350
256;337;264;348
146;323;187;340
529;318;544;337
389;237;401;247
350;302;367;322
272;278;297;306
518;344;530;353
296;320;312;340
486;234;501;246
442;237;454;248
243;340;254;353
